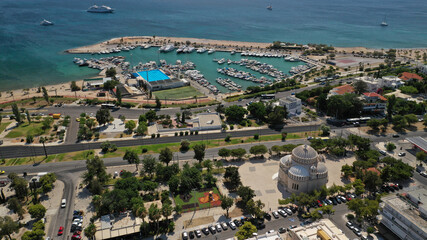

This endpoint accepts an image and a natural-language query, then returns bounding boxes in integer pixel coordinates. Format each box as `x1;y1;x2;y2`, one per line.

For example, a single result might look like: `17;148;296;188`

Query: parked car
264;212;272;220
229;221;236;230
215;223;222;232
195;230;202;238
353;228;361;236
189;231;195;239
233;219;241;227
202;228;209;235
284;208;293;215
398;152;406;157
317;200;323;207
288;225;297;231
221;222;228;230
278;209;287;217
392;134;399;138
379;150;387;156
272;211;279;219
278;227;287;233
61;199;66;208
209;225;216;234
182;231;188;240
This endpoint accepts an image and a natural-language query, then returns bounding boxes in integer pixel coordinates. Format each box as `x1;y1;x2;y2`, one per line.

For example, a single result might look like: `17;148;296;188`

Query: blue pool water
136;69;170;82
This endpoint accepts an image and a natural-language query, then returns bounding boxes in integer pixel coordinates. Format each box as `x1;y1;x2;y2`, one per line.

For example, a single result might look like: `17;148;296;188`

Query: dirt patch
228;207;244;218
184;216;215;229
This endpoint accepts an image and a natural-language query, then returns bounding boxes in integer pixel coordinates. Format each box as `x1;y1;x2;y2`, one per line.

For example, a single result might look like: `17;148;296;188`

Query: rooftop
136;69;170;82
363;92;387;101
406;137;427;153
399;72;423;81
290;219;349;240
331;84;354;95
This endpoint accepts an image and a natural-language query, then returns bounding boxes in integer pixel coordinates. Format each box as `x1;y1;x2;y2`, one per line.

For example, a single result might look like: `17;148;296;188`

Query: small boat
40;19;54;26
267;5;272;10
231;50;236;55
208;49;215;54
218;58;226;64
87;5;114;13
197;48;206;53
381;16;388;26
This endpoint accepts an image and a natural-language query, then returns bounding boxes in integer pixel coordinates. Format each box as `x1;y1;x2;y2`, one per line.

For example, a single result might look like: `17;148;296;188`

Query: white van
61;199;66;208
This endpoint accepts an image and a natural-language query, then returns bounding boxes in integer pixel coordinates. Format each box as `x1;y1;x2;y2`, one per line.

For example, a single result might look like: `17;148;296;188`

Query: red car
58;226;64;235
317;200;322;207
71;234;82;240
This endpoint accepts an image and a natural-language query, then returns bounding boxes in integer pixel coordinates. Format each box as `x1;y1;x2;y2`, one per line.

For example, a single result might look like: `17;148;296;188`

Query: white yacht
208;49;215;54
40;19;54;26
380;16;388;26
197;48;207;53
187;46;195;53
160;44;175;52
230;50;236;55
87;5;114;13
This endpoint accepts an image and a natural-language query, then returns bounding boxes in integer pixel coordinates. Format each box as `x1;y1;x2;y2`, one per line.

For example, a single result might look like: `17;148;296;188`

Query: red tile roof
363;92;387;101
332;84;354;95
399;72;423;81
364;167;381;176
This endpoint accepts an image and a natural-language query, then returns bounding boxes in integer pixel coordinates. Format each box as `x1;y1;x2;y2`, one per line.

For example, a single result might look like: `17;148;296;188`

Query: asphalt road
0;124;320;159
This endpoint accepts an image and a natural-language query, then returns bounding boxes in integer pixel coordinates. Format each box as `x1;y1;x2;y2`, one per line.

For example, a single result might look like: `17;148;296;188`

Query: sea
0;0;426;91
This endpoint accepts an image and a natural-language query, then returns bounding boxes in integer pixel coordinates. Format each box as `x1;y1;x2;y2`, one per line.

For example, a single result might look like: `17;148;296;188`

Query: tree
25;110;31;123
125;120;136;133
148;203;161;231
386;95;397;121
96;108;111;126
70;81;80;91
0;216;20;240
142;155;157;178
249;145;268;157
193;143;206;163
354;80;368;94
246;199;265;218
352;179;365;195
231;148;246;160
237;186;255;205
155;96;161;109
28;204;46;220
416;151;427;164
180;139;191;152
10;176;28;200
202;159;213;173
39;173;56;194
168;176;180;194
247;102;266;121
347;199;379;222
82;156;110;194
136;123;147;135
161;204;173;220
106;67;117;78
218;148;231;159
115;87;122;105
145;110;157;123
404;114;418;127
319;124;331;136
214;160;223;169
7;198;24;218
386;142;396;151
235;221;257;240
84;223;96;240
341;164;353;178
135;204;148;222
100;141;116;153
123;150;140;171
367;226;375;235
220;195;234;218
42;87;49;104
268;106;288;125
363;171;382;192
367;119;381;131
224;167;241;190
158;147;173;166
392;115;407;131
225;105;247;122
11;103;21;124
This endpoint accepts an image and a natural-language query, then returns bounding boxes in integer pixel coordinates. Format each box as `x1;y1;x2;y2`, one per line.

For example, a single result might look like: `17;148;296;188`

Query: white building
380;186;427;240
279;96;302;116
362;92;387;113
157;113;222;133
278;145;328;193
288;219;349;240
357;76;404;92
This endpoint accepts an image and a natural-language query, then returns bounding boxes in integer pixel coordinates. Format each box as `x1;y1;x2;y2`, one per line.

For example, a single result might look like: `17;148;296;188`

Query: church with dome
278;144;328;193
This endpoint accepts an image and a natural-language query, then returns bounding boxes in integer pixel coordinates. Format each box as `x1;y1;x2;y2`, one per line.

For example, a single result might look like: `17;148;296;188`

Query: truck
52;113;61;119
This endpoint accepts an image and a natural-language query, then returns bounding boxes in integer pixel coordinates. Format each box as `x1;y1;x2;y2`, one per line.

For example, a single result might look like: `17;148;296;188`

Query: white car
216;223;222;232
61;199;66;208
398;152;406;157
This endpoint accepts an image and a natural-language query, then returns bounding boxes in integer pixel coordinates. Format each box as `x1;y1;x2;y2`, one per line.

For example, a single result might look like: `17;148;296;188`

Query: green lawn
0;122;11;134
153;86;204;100
5;122;45;138
173;187;220;212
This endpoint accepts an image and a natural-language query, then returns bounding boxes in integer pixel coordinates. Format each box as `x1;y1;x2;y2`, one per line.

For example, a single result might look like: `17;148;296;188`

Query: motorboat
267;5;272;10
208;49;215;54
87;5;114;13
160;44;175;52
40;19;54;26
197;48;206;53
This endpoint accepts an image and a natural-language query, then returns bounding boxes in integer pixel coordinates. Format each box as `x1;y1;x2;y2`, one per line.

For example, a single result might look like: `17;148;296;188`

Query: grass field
173;187;221;212
153;86;204;100
0;122;11;133
5;122;45;138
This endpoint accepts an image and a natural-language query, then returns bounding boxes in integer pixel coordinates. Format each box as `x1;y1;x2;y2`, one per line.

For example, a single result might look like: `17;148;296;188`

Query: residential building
399;72;423;82
380;186;427;240
362;92;387;113
288;219;349;240
245;232;283;240
418;64;427;75
83;77;112;89
357;76;404;92
157;112;222;133
327;84;354;98
278;145;328;193
279;96;302;116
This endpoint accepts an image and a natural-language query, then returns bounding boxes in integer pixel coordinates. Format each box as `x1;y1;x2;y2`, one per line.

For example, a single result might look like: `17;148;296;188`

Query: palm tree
161;204;173;221
84;223;97;240
136;205;148;223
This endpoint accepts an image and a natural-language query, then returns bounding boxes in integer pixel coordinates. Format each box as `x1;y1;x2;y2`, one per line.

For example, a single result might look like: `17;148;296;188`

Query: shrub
26;135;34;143
151;134;155;138
142;148;148;153
254;134;259;140
225;134;231;142
94;132;100;139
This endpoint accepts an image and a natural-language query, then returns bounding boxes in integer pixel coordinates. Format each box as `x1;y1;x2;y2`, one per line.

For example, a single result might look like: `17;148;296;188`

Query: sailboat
380;16;388;26
267;4;272;10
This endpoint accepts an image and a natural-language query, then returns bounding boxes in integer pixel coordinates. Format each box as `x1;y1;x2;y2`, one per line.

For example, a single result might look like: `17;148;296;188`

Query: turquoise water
121;48;303;92
136;69;171;82
1;0;426;91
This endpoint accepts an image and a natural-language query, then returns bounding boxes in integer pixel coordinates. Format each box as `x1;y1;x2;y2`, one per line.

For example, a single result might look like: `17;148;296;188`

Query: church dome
292;144;318;164
316;163;328;174
280;155;292;166
289;165;309;178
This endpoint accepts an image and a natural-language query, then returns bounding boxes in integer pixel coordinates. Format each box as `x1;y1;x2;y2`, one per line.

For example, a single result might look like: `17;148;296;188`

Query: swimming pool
136;69;170;82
